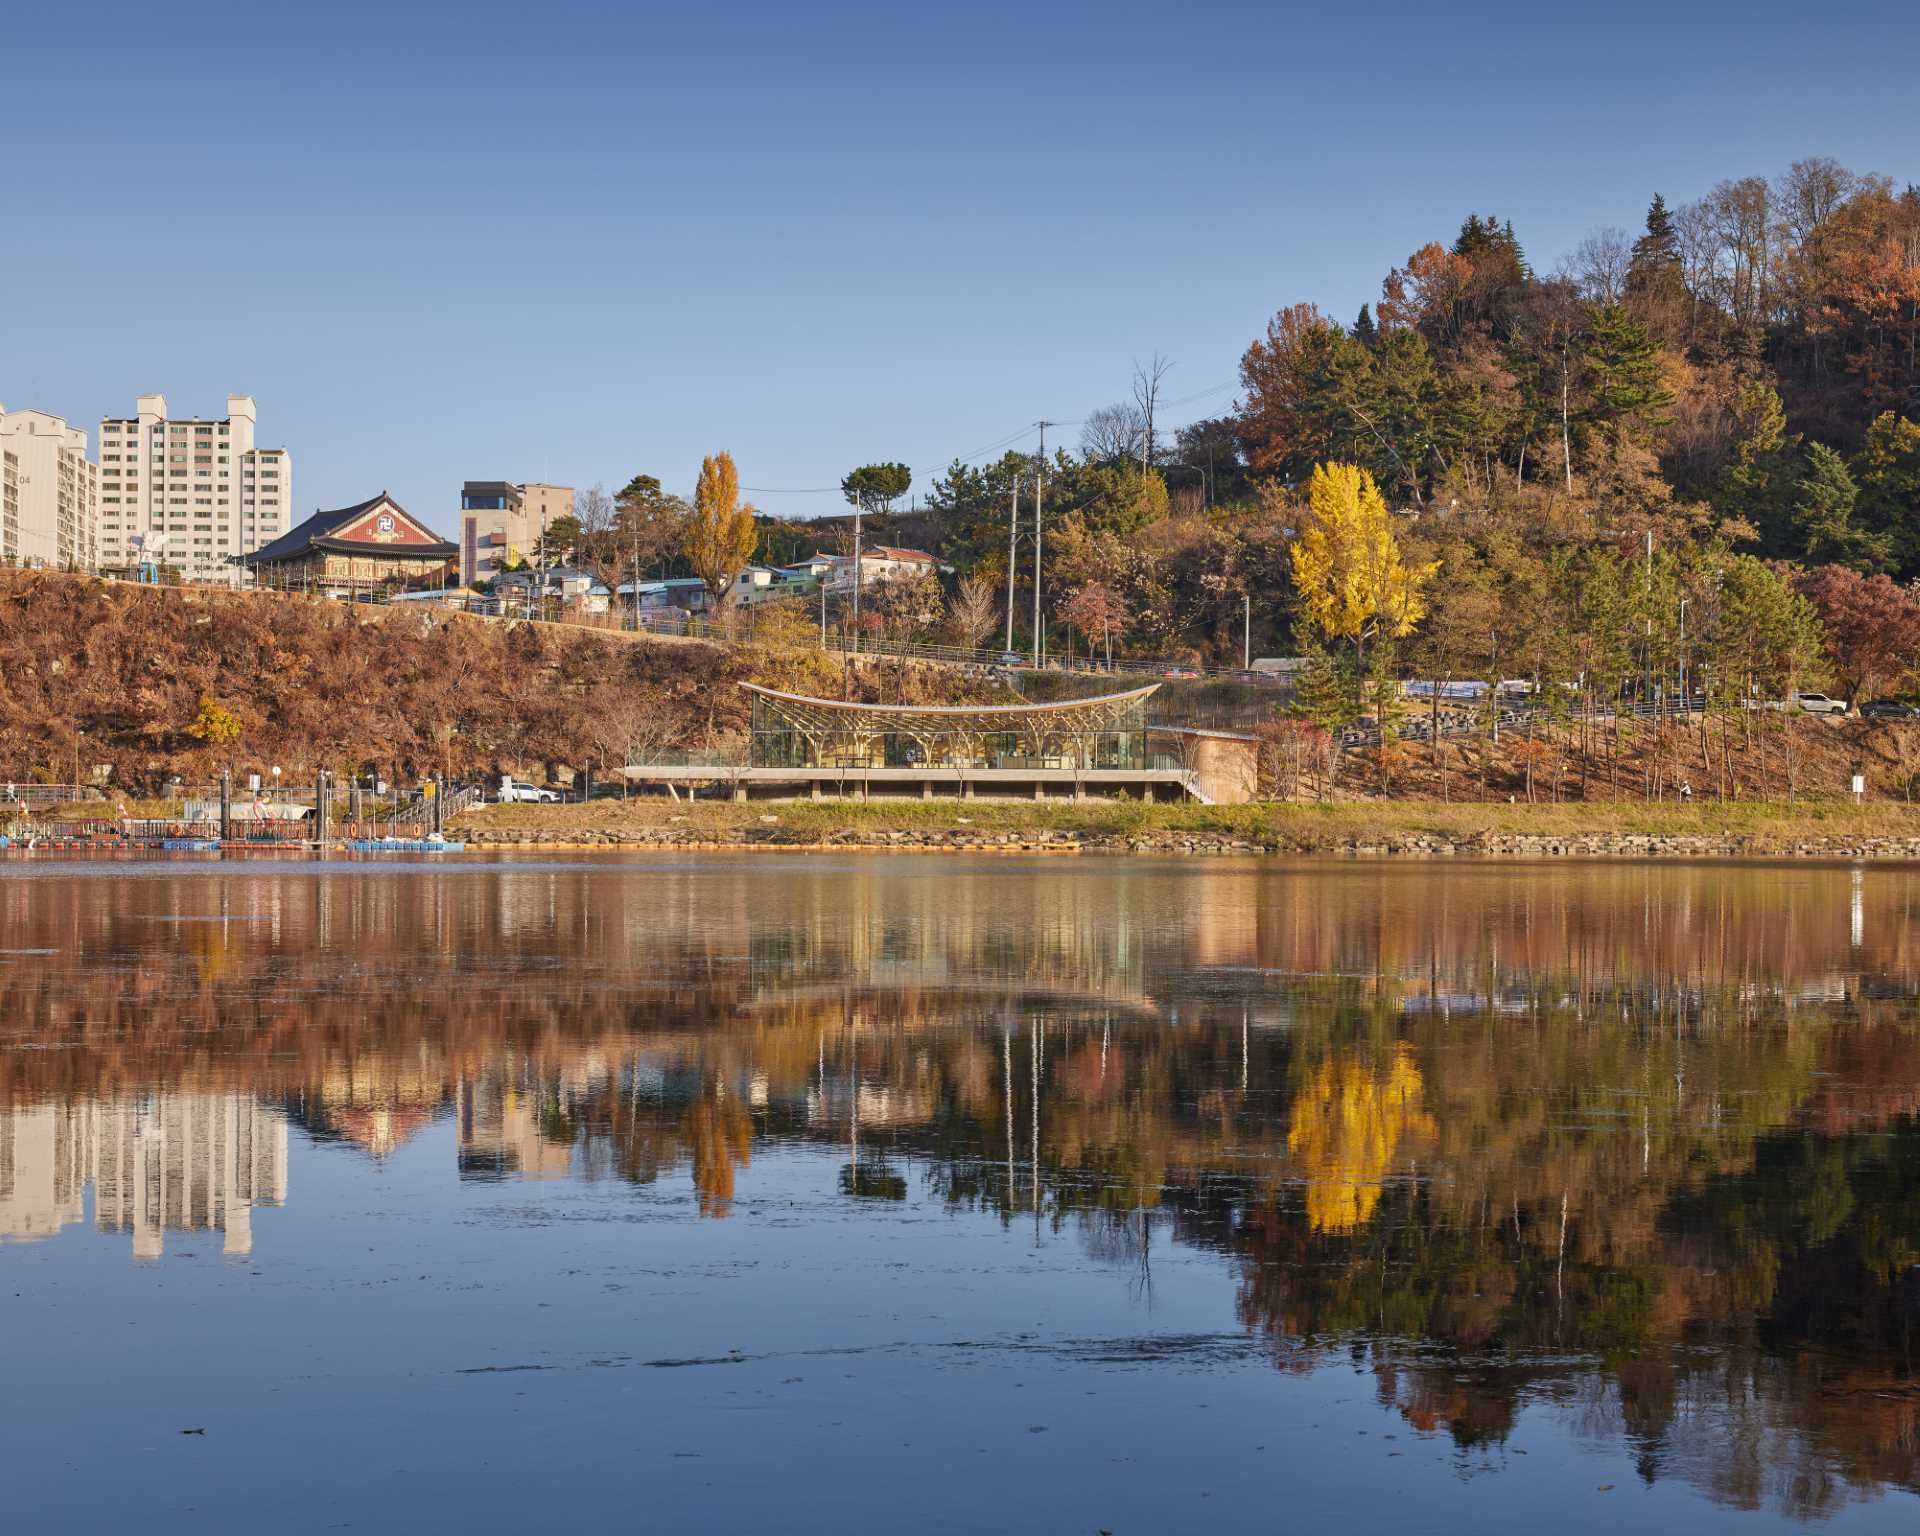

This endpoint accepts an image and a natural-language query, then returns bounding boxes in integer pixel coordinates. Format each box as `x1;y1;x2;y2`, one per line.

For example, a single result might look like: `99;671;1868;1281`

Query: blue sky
3;0;1915;528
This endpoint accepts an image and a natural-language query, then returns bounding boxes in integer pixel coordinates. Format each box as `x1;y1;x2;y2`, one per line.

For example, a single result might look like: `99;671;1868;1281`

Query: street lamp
271;765;281;807
1164;463;1209;507
1678;597;1689;714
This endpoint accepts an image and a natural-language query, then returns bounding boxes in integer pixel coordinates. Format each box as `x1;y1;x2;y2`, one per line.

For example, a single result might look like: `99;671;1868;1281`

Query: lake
2;853;1918;1533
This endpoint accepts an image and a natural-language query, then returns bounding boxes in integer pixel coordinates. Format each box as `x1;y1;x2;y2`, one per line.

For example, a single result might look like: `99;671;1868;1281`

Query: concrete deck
620;766;1206;802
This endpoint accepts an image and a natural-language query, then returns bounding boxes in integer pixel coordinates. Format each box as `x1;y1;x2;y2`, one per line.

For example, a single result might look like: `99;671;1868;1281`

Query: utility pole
1005;474;1020;655
1032;422;1052;665
852;503;863;654
1243;593;1251;670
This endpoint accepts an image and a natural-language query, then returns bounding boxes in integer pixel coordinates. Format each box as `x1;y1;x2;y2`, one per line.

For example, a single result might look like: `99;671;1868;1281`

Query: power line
741;376;1240;508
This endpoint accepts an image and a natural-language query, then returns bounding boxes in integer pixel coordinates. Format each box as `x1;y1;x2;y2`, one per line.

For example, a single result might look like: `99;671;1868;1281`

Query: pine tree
1627;195;1682;293
1352;303;1378;349
1626;194;1690;343
1792;442;1887;569
1851;412;1920;577
1716;383;1800;554
1582;305;1674;442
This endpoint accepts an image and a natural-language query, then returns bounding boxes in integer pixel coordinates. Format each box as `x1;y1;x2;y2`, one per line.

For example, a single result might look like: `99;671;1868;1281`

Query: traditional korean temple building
239;492;458;592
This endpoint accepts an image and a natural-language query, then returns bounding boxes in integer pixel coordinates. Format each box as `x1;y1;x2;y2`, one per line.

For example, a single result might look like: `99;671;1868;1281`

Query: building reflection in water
0;1094;286;1257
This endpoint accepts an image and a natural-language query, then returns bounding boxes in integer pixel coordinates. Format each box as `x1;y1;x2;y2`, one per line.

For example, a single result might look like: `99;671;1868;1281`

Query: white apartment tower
95;394;291;584
0;404;99;569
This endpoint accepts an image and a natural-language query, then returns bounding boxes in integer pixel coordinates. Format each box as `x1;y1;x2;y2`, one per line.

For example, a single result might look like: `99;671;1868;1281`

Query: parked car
1792;692;1850;716
498;782;560;804
1861;699;1920;719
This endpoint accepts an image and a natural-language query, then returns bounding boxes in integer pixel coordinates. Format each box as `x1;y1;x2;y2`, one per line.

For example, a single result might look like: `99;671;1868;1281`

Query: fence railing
626;609;1255;680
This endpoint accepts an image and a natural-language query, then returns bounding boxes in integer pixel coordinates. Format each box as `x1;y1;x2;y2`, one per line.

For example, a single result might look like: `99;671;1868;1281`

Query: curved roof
241;492;457;565
742;682;1158;717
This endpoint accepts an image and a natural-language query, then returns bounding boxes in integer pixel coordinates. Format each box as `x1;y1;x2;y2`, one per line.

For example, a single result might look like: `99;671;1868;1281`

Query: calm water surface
3;853;1919;1533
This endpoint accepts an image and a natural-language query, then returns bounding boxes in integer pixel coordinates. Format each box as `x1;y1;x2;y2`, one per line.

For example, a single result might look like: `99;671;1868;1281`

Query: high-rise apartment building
457;480;574;586
95;394;291;585
1;440;18;562
0;404;99;569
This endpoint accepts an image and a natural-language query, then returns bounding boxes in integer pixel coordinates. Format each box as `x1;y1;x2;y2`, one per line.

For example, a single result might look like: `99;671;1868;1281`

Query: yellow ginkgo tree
1288;462;1436;729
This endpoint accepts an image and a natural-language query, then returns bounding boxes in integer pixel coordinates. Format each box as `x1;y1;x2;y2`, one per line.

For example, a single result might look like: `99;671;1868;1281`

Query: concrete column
732;783;747;803
810;781;821;802
920;780;932;800
316;769;330;846
962;780;974;800
219;769;232;842
1033;783;1044;801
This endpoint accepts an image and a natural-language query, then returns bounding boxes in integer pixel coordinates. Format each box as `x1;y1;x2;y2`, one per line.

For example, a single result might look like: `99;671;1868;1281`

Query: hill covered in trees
821;158;1919;698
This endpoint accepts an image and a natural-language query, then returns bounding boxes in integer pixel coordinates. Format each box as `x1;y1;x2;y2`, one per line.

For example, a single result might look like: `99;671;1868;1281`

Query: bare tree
1775;157;1862;253
1080;402;1147;464
947;573;999;648
1566;226;1631;305
1702;175;1775;329
574;484;619;588
1131;353;1173;469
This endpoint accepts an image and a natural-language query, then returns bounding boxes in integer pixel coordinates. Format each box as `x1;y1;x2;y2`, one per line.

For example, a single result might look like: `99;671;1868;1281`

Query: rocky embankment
458;823;1920;858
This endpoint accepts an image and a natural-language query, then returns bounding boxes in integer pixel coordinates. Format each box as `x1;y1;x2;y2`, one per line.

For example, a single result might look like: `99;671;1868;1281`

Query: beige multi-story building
95;394;291;585
0;404;99;569
1;440;18;560
458;480;574;586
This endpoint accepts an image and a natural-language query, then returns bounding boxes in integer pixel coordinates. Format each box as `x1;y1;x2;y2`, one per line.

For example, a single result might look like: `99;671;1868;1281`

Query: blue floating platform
344;839;467;853
160;838;222;851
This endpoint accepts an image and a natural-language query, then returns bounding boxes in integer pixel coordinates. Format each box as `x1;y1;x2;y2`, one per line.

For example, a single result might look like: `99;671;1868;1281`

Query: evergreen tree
1850;412;1920;577
1626;194;1682;293
1453;213;1527;277
1582;305;1674;442
1352;304;1378;349
1792;442;1886;570
1626;194;1691;343
1366;329;1442;500
1716;383;1801;554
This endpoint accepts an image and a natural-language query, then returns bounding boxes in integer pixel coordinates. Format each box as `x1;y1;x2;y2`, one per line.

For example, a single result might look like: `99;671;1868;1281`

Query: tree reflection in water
2;855;1919;1518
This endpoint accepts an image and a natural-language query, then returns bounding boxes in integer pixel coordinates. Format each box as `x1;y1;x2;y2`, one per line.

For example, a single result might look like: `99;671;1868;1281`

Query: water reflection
2;856;1919;1524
